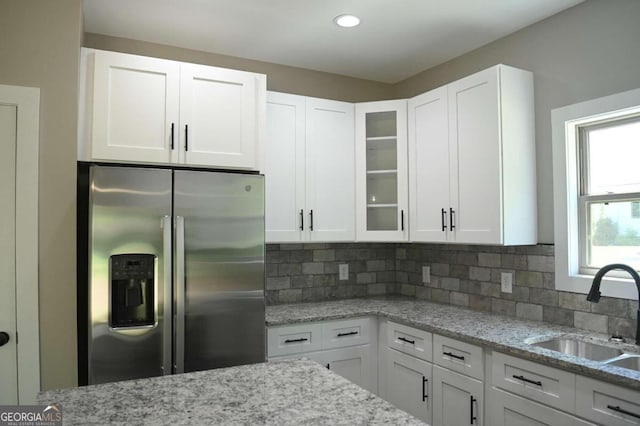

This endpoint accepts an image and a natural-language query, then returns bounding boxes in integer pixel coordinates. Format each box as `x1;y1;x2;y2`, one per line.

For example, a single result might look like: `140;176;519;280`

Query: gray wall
0;0;82;390
394;0;640;244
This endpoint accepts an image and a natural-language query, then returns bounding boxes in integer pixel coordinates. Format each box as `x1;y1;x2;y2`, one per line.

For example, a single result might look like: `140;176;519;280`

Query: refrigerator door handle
161;215;173;375
174;215;186;374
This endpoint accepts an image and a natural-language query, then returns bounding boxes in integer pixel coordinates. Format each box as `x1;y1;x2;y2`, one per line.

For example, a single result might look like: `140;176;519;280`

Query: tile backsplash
266;243;639;341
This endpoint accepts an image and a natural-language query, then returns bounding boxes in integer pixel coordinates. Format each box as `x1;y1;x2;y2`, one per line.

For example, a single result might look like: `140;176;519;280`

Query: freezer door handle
161;215;172;375
174;215;186;373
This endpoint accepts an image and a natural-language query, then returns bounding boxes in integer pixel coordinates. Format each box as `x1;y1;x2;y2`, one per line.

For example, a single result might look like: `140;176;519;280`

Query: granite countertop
38;359;424;426
266;297;640;391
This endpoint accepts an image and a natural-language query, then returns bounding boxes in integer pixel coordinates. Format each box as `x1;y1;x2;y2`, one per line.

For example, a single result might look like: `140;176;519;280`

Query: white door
383;348;433;424
0;84;40;404
0;103;18;404
305;97;355;242
91;50;180;163
408;87;450;243
448;67;502;244
265;92;306;242
432;365;483;426
180;63;258;169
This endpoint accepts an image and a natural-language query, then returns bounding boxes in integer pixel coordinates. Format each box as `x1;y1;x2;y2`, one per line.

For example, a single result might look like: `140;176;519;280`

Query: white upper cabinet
305;97;355;241
80;49;265;170
408;86;449;243
179;63;259;168
265;92;355;243
408;64;537;245
355;100;408;241
265;92;306;243
88;50;180;164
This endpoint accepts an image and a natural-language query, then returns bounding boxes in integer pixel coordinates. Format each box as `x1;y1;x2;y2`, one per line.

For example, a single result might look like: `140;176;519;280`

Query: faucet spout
586;263;640;345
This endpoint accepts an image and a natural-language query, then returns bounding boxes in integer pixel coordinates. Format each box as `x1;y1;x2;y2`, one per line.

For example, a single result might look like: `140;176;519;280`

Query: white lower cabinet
488;388;593;426
488;351;639;426
269;317;640;426
280;346;374;393
320;346;375;393
491;351;575;413
383;348;433;424
267;317;377;394
432;364;483;426
575;375;640;426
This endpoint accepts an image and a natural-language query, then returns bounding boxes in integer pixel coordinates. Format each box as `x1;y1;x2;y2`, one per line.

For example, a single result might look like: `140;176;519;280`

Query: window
578;116;640;273
552;88;640;300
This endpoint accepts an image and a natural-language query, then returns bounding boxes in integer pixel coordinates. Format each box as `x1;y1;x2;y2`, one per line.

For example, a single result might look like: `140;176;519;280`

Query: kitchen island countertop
38;359;424;425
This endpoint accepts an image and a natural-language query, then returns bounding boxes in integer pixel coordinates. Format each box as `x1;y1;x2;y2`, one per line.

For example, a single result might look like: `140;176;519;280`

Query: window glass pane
584;119;640;194
588;200;640;269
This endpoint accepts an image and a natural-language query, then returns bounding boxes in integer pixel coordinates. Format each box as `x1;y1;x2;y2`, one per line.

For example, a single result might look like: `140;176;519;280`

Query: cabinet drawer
322;317;371;350
576;375;640;426
387;321;432;362
492;351;576;413
267;323;323;357
433;334;484;380
488;388;586;426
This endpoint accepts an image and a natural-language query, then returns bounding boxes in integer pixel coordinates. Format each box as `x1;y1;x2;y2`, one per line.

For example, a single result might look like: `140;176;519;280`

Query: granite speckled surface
38;359;424;426
267;297;640;390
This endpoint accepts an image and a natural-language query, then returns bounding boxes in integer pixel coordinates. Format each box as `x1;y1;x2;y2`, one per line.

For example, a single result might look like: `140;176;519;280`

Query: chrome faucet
586;263;640;345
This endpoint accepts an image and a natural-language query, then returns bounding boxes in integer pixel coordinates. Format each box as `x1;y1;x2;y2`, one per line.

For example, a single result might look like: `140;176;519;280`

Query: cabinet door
324;346;375;394
383;348;432;424
575;375;640;426
488;388;588;426
265;92;306;242
448;67;502;244
179;63;260;169
305;97;355;242
408;87;450;242
433;365;483;426
91;50;180;163
355;100;408;242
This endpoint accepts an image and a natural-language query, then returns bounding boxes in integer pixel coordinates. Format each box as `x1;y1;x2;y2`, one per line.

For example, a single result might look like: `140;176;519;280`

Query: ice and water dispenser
110;254;156;328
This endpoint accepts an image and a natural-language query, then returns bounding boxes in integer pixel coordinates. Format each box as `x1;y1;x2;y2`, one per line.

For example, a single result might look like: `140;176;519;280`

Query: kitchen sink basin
604;355;640;372
531;337;624;361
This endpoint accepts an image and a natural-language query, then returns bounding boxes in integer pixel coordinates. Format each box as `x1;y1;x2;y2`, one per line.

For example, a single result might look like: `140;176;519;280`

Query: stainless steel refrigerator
77;163;265;385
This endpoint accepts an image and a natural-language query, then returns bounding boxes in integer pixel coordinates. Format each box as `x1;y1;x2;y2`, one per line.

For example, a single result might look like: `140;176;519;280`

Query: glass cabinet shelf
367;203;398;208
367;169;397;175
366;136;397;142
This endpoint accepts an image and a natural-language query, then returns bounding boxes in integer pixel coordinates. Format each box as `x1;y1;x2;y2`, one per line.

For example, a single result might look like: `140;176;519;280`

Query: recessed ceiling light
334;14;360;28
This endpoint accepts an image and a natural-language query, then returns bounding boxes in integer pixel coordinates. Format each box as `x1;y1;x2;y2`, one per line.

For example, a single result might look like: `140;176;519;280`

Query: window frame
552;87;640;300
576;116;640;276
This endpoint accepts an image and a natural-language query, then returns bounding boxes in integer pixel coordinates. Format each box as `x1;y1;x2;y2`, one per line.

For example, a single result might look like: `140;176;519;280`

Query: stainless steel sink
531;337;624;361
604;355;640;372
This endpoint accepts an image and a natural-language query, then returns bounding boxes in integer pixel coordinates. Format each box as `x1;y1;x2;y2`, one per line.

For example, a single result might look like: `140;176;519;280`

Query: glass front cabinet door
355;100;408;241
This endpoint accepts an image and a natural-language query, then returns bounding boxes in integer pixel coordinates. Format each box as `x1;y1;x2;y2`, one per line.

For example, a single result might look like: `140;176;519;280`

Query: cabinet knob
0;332;9;347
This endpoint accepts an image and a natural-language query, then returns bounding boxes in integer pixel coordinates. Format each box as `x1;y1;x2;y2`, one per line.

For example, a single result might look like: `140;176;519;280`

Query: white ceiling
83;0;584;83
